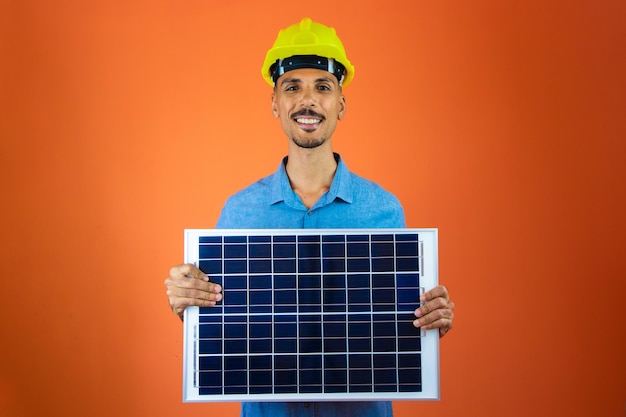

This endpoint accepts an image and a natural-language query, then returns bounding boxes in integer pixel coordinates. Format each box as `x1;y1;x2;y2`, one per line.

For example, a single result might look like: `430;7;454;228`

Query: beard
291;134;327;149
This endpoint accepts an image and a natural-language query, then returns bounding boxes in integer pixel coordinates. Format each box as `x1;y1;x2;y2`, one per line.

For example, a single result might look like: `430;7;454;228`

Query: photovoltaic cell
183;229;439;402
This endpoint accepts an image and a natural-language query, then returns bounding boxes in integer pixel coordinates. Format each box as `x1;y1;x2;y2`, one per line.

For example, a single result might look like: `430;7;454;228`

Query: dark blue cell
299;258;321;273
323;321;346;338
372;274;395;288
373;337;396;352
372;257;395;272
274;275;296;289
250;355;272;369
347;274;370;288
274;322;296;338
348;338;371;352
249;235;271;243
372;288;395;306
199;259;221;274
348;289;370;304
396;233;418;242
322;243;345;257
300;337;322;353
322;234;345;243
397;315;420;336
224;323;246;338
371;234;393;242
249;370;272;387
274;259;296;273
347;234;368;242
347;242;369;257
199;236;221;243
224;355;247;370
298;275;321;288
396;273;419;288
249;323;271;338
199;339;222;354
300;354;322;368
224;236;246;243
324;289;346;306
198;371;222;389
349;354;372;369
224;259;247;274
274;355;297;369
324;338;347;352
397;290;419;306
199;356;222;370
274;289;297;304
224;290;247;306
349;369;372;389
298;289;321;307
274;373;297;393
249;339;272;353
274;235;296;243
323;274;346;288
373;354;396;369
347;258;370;272
371;242;394;257
325;369;347;390
373;322;396;337
224;373;247;394
325;354;347;368
199;244;222;259
223;275;247;289
396;257;419;272
199;323;222;338
374;370;397;385
323;258;345;272
224;244;247;258
396;241;418;256
224;339;247;354
298;235;320;243
299;320;321;337
249;244;271;259
299;243;320;258
273;244;296;258
249;274;272;289
275;338;297;353
348;322;371;338
250;290;272;305
249;259;272;273
398;336;421;352
398;353;421;369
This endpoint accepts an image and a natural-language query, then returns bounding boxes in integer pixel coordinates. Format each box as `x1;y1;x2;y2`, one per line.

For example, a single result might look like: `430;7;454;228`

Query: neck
285;146;337;209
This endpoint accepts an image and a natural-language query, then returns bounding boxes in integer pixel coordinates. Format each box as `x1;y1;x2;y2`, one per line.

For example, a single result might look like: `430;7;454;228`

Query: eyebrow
280;76;336;86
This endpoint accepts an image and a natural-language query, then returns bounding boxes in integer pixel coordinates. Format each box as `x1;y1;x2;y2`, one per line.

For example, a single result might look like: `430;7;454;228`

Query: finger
165;277;222;296
171;296;221;316
420;285;449;303
413;307;454;334
169;263;209;281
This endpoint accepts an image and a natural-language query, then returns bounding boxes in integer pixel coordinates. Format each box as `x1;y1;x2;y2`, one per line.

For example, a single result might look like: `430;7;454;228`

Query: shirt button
303;403;310;408
307;211;313;216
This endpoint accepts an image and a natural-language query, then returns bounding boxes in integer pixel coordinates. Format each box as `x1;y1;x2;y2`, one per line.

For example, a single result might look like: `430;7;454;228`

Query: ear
271;92;279;118
337;95;347;120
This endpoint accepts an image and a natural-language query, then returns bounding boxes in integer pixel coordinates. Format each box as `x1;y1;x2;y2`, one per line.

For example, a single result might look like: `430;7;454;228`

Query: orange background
1;1;625;416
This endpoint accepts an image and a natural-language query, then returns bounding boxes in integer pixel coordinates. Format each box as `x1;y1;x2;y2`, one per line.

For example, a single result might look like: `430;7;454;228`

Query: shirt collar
269;153;354;207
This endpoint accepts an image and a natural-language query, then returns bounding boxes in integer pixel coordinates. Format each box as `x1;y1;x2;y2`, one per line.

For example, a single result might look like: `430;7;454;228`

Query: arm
413;285;455;338
164;264;223;319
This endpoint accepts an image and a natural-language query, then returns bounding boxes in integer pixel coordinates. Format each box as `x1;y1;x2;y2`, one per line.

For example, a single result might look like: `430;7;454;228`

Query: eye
284;85;298;92
317;84;331;91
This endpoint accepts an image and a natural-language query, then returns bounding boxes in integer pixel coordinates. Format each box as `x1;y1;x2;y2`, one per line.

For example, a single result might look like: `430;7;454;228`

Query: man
165;17;455;417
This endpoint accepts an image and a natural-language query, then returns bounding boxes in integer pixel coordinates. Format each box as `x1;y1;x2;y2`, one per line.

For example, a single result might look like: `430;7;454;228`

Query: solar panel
183;229;439;402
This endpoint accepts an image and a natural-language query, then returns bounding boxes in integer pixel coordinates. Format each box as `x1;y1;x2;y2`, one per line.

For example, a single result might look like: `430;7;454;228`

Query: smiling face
271;68;347;150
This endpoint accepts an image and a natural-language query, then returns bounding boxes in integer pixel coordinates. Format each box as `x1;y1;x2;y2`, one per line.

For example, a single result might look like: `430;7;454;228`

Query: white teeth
296;118;321;124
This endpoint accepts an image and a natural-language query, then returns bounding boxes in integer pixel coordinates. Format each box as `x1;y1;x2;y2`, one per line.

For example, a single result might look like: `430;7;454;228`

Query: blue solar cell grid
183;229;439;402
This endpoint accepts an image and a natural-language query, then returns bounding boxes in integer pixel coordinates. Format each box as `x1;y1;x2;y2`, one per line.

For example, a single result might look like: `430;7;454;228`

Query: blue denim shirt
216;154;405;417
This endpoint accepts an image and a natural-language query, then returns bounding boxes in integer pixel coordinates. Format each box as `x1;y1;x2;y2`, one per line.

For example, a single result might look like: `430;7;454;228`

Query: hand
413;285;455;337
164;264;223;319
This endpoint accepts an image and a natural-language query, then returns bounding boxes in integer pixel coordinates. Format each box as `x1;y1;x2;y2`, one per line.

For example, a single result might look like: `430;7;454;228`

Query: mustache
291;108;325;120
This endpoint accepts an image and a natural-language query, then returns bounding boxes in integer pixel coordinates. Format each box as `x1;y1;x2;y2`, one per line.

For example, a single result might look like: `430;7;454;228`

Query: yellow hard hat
261;18;355;87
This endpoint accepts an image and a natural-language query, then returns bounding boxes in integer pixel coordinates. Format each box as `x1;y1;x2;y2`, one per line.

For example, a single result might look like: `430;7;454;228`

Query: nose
299;87;316;107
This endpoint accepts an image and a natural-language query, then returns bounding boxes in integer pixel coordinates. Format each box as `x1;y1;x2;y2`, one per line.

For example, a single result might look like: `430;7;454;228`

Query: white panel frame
182;228;439;402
